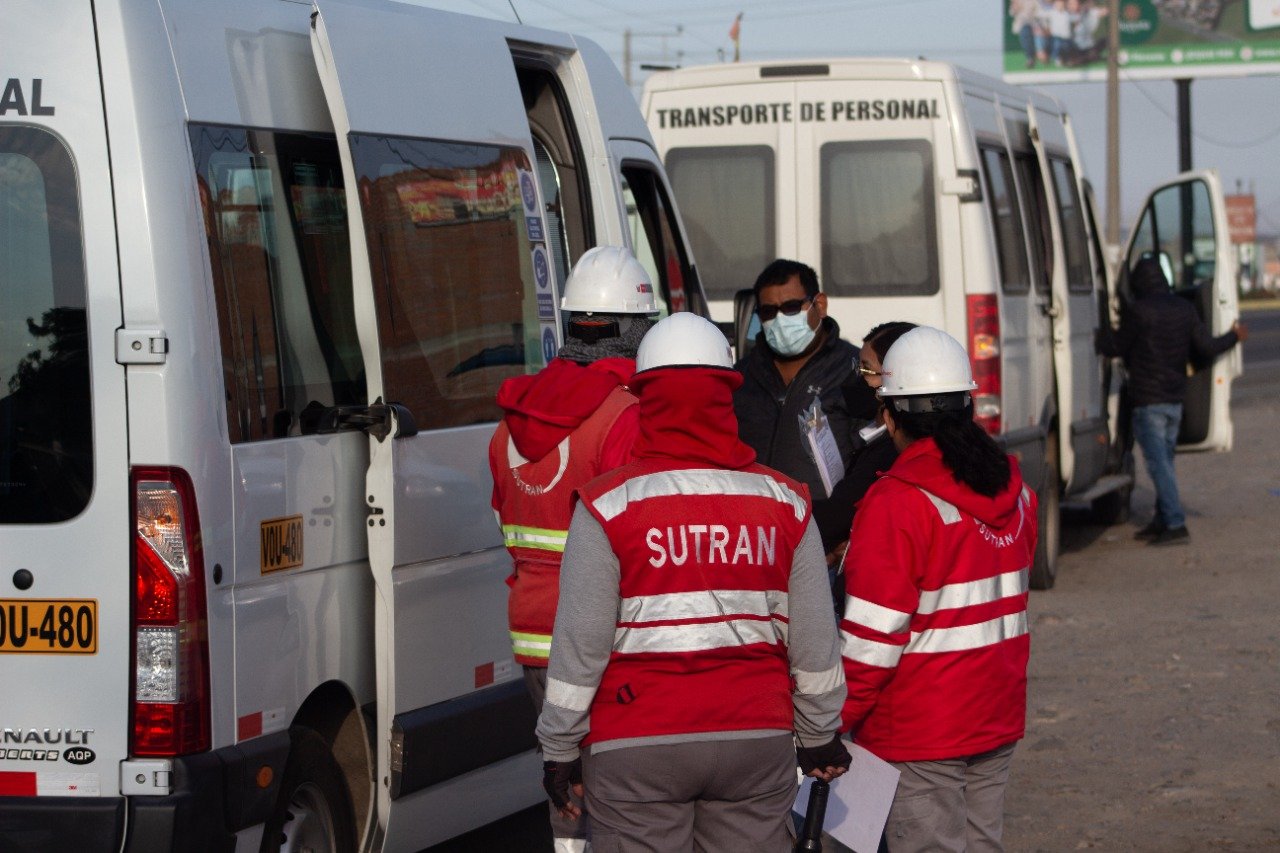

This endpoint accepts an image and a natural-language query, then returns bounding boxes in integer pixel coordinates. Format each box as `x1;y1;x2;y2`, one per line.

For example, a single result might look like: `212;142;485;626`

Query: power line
1127;76;1280;150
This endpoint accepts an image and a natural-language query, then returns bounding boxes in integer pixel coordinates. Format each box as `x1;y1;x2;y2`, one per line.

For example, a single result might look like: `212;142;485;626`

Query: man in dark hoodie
1097;253;1248;545
734;259;860;568
488;245;657;853
537;312;850;851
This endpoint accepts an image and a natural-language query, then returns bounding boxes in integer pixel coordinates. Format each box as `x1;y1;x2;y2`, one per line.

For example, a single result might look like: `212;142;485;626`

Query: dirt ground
1003;389;1280;850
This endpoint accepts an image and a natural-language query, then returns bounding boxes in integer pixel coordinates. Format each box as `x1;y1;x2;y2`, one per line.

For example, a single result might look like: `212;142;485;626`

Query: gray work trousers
884;742;1017;853
582;734;798;853
525;666;589;842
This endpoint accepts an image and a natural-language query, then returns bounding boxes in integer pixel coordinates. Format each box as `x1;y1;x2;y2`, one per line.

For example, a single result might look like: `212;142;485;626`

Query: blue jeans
1132;403;1185;529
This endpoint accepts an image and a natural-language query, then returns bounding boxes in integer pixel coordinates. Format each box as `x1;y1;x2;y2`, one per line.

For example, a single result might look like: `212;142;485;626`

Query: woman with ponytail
838;326;1036;853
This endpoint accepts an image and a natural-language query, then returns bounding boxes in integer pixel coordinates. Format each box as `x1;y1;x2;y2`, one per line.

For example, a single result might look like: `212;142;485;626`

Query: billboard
1004;0;1280;83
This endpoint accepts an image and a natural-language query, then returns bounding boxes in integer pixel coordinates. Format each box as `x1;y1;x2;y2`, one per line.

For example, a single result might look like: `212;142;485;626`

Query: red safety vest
490;386;636;666
577;460;811;747
840;439;1035;762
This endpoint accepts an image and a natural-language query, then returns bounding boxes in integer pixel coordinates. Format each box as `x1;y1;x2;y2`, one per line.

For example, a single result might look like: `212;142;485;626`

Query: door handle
313;400;418;441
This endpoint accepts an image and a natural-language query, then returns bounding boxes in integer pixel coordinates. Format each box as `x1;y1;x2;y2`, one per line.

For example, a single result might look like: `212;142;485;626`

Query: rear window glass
191;125;366;442
821;140;938;297
0;127;92;523
665;146;774;302
350;135;544;430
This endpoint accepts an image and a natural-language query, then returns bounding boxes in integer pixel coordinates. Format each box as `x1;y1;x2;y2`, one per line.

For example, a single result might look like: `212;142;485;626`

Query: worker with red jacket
840;326;1036;853
489;245;657;853
537;313;850;852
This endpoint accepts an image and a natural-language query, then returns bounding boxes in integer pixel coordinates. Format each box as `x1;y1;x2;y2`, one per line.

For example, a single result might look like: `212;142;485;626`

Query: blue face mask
763;309;816;356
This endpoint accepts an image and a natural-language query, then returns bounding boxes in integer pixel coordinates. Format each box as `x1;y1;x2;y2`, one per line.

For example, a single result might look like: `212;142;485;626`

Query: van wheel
1030;436;1061;591
261;726;356;853
1090;450;1134;526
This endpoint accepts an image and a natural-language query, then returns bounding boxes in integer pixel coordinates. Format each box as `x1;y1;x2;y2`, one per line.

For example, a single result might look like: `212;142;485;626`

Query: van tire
260;726;357;853
1030;435;1061;591
1090;450;1134;526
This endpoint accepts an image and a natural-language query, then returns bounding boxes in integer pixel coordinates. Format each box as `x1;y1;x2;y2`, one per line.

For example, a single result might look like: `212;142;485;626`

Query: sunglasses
756;297;813;322
857;365;884;377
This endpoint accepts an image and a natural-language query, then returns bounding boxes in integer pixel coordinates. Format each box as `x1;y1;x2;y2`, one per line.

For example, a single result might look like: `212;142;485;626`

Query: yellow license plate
0;599;97;654
260;514;304;574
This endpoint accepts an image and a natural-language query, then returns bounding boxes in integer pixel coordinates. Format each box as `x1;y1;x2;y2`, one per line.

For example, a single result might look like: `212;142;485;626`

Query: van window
622;165;697;316
192;125;366;442
350;135;541;430
1050;159;1093;294
665;146;775;302
821;140;938;298
0;127;92;523
1014;155;1053;293
980;147;1031;294
1126;179;1216;292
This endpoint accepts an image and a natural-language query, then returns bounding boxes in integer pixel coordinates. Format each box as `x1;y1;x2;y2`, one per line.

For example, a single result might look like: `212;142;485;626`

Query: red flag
729;12;742;42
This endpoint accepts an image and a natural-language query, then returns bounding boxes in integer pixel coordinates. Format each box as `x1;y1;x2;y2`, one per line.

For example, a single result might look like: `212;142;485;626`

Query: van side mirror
733;288;758;359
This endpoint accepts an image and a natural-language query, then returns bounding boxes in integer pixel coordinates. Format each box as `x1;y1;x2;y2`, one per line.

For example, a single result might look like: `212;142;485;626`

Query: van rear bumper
0;731;290;853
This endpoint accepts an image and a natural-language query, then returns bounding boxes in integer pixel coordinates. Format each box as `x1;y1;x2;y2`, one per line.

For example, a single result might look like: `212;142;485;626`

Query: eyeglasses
857;365;884;377
756;297;813;322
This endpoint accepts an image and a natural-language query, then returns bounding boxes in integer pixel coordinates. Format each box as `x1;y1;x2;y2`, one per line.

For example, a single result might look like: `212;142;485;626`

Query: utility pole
624;27;632;87
1106;0;1120;247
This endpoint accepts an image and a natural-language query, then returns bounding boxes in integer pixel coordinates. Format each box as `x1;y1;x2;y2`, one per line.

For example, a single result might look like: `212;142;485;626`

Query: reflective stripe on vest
502;524;568;553
510;630;552;660
592;468;807;523
619;588;788;624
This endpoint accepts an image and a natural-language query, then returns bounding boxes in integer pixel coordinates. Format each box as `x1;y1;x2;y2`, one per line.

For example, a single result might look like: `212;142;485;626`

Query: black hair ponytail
892;407;1011;497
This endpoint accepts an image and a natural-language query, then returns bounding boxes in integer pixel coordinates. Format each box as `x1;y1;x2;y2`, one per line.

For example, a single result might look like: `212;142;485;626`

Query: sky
427;0;1280;238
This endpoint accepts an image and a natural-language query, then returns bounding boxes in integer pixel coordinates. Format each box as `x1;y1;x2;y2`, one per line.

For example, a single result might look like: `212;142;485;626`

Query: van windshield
665;146;775;302
0;127;92;523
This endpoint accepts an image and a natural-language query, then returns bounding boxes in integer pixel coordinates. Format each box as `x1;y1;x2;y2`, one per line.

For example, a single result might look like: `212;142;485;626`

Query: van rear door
1;0;130;824
1122;171;1240;452
312;0;549;846
796;77;951;336
647;77;796;320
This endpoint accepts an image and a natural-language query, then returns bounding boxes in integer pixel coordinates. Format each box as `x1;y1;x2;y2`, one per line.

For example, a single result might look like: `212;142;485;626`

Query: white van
642;58;1240;589
0;1;702;850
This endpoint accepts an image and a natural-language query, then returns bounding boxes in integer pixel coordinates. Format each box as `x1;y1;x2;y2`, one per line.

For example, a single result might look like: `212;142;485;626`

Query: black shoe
1150;526;1189;546
1134;519;1166;540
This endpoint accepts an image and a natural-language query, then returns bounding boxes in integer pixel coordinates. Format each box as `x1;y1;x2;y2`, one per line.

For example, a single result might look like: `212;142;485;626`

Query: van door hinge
120;758;173;796
116;328;169;365
941;170;983;203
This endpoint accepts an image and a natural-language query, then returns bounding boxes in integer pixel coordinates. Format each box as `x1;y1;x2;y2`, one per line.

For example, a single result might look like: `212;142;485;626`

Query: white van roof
643;57;1065;116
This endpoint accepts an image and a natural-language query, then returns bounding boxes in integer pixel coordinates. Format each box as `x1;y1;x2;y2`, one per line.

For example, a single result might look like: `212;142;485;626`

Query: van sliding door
311;1;556;846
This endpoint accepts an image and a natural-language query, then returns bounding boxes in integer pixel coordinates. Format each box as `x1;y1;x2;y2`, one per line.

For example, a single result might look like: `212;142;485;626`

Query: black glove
797;735;852;776
542;758;583;809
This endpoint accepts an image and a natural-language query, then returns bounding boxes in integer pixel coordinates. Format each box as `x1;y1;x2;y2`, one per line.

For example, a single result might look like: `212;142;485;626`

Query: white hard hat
560;246;658;314
878;326;977;398
636;312;733;373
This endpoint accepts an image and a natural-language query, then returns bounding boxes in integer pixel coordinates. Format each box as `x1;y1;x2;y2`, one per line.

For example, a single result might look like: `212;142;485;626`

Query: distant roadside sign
1226;194;1257;244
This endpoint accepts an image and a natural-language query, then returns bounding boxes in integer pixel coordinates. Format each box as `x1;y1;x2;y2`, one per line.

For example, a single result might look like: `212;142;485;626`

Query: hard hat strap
887;392;971;414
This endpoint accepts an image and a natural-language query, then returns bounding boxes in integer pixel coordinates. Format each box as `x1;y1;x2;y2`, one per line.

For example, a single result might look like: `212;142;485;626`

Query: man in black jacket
1098;253;1248;545
733;259;859;566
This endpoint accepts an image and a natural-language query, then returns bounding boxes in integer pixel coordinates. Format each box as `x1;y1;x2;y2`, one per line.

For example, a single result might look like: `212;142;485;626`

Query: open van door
312;1;554;846
1121;171;1240;452
1025;107;1079;490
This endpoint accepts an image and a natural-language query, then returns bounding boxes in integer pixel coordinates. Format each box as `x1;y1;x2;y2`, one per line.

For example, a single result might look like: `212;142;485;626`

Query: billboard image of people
1004;0;1280;83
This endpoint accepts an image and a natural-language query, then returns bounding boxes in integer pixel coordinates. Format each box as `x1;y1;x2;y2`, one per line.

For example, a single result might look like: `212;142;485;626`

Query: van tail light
967;294;1002;435
131;467;210;756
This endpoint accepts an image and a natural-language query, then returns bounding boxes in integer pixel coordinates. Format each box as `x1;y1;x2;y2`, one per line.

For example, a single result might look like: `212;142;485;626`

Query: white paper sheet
793;743;900;853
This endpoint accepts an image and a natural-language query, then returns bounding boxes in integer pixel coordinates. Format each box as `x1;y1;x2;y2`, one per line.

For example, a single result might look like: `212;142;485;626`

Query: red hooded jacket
840;437;1035;762
489;357;639;666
